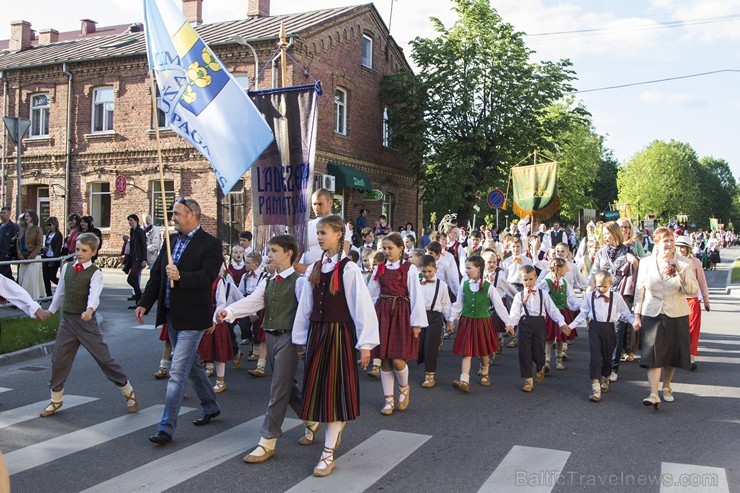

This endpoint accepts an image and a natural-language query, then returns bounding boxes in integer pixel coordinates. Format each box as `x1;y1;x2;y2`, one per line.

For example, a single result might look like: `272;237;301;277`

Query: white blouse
367;259;429;328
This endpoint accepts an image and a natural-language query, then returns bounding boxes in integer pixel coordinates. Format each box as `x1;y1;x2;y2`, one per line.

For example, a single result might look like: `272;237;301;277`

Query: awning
327;162;372;192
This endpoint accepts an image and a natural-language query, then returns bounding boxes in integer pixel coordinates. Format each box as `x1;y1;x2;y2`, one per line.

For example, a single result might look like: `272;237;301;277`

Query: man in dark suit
135;197;223;444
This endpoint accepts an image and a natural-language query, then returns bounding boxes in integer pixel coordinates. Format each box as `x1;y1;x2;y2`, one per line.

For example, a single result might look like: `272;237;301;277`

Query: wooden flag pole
279;22;288;88
148;70;175;288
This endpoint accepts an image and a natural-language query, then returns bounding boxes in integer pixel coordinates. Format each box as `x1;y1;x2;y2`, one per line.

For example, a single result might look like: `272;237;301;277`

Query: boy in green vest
40;232;138;417
217;235;309;464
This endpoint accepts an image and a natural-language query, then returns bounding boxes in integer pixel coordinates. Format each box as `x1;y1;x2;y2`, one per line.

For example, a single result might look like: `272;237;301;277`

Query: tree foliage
381;0;577;227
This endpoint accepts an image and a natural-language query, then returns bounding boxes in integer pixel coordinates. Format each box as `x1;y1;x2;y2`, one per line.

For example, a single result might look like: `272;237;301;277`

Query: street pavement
1;247;739;492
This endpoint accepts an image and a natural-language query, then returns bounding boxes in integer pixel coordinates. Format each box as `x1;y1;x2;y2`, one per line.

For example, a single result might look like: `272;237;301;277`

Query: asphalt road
1;247;739;492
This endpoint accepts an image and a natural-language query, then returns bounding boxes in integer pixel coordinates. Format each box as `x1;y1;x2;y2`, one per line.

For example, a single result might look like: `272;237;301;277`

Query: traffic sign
115;175;127;193
487;189;505;209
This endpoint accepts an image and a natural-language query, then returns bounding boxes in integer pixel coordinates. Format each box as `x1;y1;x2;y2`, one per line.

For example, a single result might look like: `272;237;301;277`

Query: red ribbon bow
274;275;283;282
374;263;387;280
74;263;84;273
602;296;610;303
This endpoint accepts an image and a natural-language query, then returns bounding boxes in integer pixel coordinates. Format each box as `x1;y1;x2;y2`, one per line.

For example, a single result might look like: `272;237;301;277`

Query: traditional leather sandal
452;380;470;393
313;447;336;477
480;373;491;387
248;367;265;377
152;367;169;379
421;373;436;388
522;381;534;392
380;395;394;415
243;444;275;464
233;351;243;369
40;400;63;417
298;421;321;446
123;389;139;413
397;385;411;411
213;380;227;393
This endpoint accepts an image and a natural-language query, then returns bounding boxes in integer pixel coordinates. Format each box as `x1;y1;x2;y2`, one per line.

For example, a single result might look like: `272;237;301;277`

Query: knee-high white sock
215;362;226;378
393;364;409;387
316;421;345;471
372;358;381;367
380;370;395;396
461;357;472;376
545;341;553;362
556;341;564;359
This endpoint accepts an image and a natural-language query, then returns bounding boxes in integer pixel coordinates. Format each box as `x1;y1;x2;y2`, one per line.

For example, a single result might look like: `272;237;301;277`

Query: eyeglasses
176;197;193;212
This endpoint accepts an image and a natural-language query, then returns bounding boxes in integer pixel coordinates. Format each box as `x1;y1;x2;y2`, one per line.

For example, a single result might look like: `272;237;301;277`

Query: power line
526;13;740;38
575;69;740;93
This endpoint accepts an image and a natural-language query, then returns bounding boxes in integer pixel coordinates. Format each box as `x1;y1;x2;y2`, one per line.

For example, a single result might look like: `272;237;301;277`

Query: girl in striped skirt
367;233;428;415
447;255;513;392
293;215;379;477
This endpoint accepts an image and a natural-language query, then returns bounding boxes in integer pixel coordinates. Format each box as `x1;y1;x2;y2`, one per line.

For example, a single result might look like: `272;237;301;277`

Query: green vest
461;280;492;319
263;272;300;330
546;278;568;310
62;263;99;313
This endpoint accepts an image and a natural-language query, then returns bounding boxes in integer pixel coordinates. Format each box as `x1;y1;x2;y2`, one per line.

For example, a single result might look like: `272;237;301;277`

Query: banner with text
249;84;320;251
509;161;560;220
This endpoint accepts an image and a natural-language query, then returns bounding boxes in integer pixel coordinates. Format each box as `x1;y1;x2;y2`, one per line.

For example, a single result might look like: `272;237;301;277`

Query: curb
725;256;740;298
0;313;107;368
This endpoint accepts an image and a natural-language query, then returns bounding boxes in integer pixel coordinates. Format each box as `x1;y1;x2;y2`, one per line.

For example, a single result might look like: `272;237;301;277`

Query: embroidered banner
509;161;560;220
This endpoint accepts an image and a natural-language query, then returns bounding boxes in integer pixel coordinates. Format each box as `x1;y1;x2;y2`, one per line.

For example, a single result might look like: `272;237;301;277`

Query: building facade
0;0;421;260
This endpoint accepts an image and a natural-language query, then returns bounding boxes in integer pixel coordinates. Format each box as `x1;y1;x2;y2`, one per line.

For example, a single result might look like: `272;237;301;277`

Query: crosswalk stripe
286;429;431;493
660;462;729;492
133;324;157;330
6;405;194;475
668;383;740;400
478;445;571;493
0;395;98;431
81;417;302;492
0;387;11;394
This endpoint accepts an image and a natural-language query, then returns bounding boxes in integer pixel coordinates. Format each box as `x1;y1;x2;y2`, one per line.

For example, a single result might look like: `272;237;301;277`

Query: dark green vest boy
63;264;99;313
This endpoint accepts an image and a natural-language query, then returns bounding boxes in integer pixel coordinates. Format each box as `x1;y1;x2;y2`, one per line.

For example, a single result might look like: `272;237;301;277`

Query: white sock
460;373;470;384
592;383;600;391
372;358;381;367
50;389;63;403
394;364;409;387
215;362;226;378
316;422;344;470
380;370;394;396
257;358;266;369
160;359;170;369
251;437;277;455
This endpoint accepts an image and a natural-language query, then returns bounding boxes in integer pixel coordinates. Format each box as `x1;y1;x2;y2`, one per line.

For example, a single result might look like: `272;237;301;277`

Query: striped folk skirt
453;316;499;357
198;322;235;363
300;321;360;423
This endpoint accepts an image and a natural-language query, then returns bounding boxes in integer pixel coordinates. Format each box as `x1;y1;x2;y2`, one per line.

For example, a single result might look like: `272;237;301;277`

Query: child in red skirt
537;258;580;372
367;232;427;415
293;215;379;477
446;255;513;392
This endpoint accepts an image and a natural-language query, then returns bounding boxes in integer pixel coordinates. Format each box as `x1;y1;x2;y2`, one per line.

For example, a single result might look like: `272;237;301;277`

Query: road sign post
3;117;31;216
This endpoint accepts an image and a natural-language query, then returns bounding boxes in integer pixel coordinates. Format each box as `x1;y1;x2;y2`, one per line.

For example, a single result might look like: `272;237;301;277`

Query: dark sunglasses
176;197;193;212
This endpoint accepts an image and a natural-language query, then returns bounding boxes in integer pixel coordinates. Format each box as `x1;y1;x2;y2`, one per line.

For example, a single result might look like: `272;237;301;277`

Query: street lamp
230;35;259;91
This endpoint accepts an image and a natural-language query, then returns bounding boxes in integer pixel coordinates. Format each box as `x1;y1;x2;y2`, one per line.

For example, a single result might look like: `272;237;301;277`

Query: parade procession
0;0;739;491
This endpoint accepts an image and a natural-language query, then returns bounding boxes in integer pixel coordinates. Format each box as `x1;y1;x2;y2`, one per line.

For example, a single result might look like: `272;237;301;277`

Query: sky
2;0;739;179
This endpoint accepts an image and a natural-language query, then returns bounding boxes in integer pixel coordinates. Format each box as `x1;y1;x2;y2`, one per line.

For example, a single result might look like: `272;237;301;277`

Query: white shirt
214;278;243;315
449;279;512;326
483;269;518;300
237;268;262;297
49;261;104;313
420;278;452;320
509;289;565;327
293;254;379;350
501;255;534;284
368;260;429;328
222;267;306;324
0;275;41;317
535;275;581;311
436;252;460;296
570;291;635;328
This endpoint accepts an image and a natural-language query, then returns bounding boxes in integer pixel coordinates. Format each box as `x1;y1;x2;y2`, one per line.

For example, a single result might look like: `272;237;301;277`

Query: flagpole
148;69;175;288
280;22;288;88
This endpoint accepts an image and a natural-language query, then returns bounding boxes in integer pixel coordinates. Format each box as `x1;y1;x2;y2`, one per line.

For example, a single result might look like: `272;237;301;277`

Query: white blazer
634;253;698;318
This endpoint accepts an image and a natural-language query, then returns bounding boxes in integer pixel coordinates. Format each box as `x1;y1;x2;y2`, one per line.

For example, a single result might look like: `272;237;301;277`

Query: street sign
2;117;31;144
487;189;505;209
362;189;384;201
115;175;127;193
603;210;620;220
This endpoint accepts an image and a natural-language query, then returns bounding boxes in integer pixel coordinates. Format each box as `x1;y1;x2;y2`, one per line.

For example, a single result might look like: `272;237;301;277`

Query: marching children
407;248;426;270
481;249;517;352
500;238;533;348
507;265;570;392
425;241;460;302
368;232;427;415
238;230;254;255
464;230;484;257
224;245;248;367
216;235;306;464
537;258;581;372
365;250;386;378
239;251;264;363
418;255;452;388
42;233;139;416
446;255;512;392
569;270;634;401
292;215;379;477
247;260;273;378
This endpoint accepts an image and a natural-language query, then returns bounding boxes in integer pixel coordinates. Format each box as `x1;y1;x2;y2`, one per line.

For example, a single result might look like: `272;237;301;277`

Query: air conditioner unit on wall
316;174;336;192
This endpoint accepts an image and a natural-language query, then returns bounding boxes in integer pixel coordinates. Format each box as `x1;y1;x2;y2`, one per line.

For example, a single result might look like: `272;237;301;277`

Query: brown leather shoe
243;445;275;463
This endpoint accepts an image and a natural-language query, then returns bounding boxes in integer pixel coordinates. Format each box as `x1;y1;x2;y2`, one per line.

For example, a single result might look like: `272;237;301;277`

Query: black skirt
639;314;691;370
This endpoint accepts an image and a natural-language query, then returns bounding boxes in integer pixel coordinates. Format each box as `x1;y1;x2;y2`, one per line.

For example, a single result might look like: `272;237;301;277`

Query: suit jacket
139;227;223;331
634;253;698;318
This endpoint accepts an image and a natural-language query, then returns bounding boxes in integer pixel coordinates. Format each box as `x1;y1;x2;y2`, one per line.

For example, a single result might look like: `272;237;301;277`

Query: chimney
182;0;203;25
247;0;270;18
80;19;97;35
39;28;59;45
9;20;32;51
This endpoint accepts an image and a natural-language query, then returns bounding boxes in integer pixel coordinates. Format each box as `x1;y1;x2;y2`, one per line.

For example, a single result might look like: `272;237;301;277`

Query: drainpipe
63;63;72;232
272;36;294;88
1;72;7;206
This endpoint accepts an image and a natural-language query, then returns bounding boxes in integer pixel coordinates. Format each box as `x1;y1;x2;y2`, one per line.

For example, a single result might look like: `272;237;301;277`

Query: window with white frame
332;192;345;219
334;87;347;135
89;182;111;228
233;74;250;91
30;93;50;137
92;86;114;133
382;192;393;227
362;34;373;69
151;180;176;226
382;107;391;148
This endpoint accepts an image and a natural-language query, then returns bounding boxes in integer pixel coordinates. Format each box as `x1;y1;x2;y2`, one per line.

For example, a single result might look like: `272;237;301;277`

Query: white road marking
660;462;729;492
0;395;98;430
478;445;571;493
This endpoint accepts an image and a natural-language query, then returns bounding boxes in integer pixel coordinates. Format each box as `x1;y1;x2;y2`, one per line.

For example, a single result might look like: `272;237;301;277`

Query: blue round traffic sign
487;189;505;209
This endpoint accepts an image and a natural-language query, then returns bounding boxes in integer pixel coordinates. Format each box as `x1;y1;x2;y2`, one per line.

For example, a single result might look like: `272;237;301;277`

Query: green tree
381;0;577;227
696;157;738;225
617;140;702;224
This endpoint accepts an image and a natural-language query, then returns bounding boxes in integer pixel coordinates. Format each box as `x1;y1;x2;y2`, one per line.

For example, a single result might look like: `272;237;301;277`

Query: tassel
332;258;340;292
374;263;386;280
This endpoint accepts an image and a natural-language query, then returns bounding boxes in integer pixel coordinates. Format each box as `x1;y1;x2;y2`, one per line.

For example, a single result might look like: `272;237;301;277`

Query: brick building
0;0;421;260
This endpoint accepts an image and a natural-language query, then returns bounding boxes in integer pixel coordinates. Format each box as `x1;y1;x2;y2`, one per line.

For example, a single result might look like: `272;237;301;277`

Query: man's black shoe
128;304;138;309
148;431;172;444
193;410;221;426
127;295;137;301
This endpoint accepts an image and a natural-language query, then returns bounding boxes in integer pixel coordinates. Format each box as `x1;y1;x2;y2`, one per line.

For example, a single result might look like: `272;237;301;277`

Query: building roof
0;4;380;71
